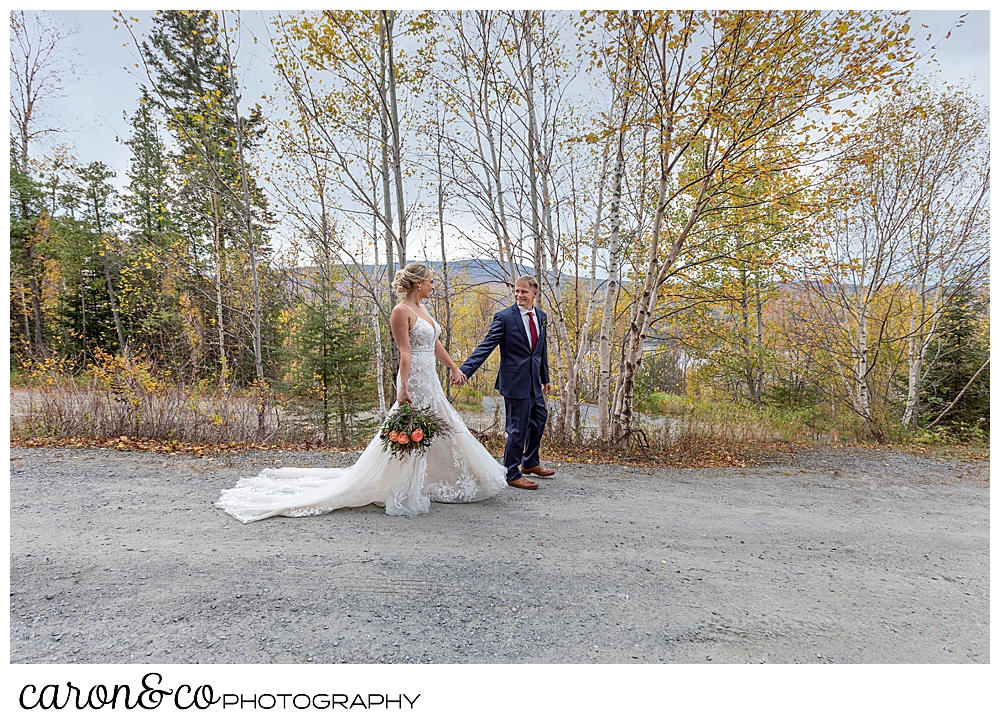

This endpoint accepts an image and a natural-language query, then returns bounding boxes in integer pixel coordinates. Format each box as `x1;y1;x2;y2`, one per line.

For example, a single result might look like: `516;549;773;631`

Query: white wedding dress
216;315;507;521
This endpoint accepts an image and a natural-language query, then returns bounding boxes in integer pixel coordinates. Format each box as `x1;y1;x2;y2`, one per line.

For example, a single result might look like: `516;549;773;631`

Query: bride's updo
392;262;432;296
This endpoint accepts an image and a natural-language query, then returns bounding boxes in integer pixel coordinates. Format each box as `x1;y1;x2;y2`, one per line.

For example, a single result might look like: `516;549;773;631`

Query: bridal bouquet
379;403;452;458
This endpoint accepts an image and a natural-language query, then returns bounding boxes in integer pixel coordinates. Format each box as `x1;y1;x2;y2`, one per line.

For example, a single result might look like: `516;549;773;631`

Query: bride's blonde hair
392;262;432;296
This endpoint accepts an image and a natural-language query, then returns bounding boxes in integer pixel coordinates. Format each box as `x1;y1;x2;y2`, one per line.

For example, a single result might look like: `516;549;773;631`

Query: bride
216;263;508;521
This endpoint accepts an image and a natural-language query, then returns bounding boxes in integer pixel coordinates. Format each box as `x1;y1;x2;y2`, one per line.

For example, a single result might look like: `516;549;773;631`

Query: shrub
10;353;294;445
450;385;484;411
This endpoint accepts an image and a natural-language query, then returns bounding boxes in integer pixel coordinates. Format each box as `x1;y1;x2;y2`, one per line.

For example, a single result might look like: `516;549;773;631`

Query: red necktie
528;311;538;350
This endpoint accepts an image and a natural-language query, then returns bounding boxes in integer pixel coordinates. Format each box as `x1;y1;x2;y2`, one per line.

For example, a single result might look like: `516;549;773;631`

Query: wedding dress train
216;316;507;521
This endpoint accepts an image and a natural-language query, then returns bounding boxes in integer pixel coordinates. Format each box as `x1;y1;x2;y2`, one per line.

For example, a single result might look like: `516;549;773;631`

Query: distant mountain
409;258;517;285
283;258;606;287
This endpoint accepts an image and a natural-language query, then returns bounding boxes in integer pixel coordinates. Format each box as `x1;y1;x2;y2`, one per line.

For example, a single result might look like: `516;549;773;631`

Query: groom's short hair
514;274;539;291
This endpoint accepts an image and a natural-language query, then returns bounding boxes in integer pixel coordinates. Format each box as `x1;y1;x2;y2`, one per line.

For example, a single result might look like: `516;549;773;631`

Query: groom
460;274;555;490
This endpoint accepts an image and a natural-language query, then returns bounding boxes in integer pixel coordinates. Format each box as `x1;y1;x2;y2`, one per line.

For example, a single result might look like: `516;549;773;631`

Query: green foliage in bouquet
379;403;452;458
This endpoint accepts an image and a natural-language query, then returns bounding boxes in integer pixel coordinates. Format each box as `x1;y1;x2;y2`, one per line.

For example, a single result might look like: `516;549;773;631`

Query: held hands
450;368;468;387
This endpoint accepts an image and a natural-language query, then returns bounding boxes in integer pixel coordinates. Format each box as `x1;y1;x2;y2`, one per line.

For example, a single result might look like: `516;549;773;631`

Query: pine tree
77;161;127;353
119;92;191;371
10;153;42;356
51;240;121;363
9;152;48;359
920;289;989;437
141;9;272;386
287;302;375;445
123;92;174;247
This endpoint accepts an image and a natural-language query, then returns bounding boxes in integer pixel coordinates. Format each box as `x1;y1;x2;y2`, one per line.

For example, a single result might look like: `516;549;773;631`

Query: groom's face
514;283;538;310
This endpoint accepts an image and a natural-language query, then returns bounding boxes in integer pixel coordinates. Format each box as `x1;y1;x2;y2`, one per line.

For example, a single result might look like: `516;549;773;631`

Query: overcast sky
15;8;991;258
28;10;989;170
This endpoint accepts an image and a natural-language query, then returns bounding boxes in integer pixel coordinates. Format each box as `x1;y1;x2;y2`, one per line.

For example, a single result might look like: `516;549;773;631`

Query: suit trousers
503;392;548;481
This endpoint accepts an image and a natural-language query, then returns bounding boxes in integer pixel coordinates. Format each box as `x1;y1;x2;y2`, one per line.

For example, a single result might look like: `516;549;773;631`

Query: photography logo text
19;672;421;712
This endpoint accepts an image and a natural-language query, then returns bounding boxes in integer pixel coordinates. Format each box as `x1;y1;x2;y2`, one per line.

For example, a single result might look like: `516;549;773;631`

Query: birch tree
510;9;594;437
587;10;917;440
592;11;642;438
219;10;265;381
802;102;931;440
435;10;520;286
269;10;422;398
898;84;989;429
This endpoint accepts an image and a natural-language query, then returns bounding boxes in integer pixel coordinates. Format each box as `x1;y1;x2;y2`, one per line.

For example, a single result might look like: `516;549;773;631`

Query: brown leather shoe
521;465;555;477
507;477;539;490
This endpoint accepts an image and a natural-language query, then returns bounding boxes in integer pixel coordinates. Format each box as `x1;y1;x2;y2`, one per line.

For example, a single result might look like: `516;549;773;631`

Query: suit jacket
460;304;549;399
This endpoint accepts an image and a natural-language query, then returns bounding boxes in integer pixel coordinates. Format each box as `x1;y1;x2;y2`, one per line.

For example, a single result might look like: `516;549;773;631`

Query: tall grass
11;384;301;444
10;354;314;445
633;392;844;444
16;356;972;456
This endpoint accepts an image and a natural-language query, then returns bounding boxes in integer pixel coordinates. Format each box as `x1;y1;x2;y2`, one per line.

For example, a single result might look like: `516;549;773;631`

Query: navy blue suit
460;304;549;482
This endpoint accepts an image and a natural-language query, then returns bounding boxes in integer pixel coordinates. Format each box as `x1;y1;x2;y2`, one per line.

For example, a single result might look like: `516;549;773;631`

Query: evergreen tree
9;151;48;359
77;161;127;353
119;92;191;371
51;236;121;363
920;288;989;437
287;302;375;445
123;92;174;247
141;9;272;386
42;166;123;364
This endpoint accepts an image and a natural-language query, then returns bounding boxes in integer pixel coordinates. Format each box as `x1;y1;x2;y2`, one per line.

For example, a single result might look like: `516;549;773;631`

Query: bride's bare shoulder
391;302;416;329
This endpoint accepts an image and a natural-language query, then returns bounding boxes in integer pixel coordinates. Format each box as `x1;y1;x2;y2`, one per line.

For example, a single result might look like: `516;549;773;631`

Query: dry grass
635;393;844;443
465;407;799;469
10;363;986;469
10;382;302;445
9;353;340;446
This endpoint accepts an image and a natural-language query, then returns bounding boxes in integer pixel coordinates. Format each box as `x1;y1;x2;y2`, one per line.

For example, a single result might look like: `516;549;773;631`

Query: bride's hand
396;385;411;405
450;369;467;386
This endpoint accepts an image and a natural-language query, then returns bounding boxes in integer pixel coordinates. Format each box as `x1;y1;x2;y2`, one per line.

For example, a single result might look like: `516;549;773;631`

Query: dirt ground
9;444;989;664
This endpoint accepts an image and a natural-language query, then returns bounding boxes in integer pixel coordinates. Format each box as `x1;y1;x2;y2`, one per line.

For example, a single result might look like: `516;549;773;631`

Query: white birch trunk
902;305;920;429
373;301;387;415
854;305;871;422
384;10;407;266
596;133;624;439
612;166;709;439
568;147;610;438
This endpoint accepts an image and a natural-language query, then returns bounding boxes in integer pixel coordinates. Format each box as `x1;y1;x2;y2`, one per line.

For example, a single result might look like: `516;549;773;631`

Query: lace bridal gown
216;316;507;521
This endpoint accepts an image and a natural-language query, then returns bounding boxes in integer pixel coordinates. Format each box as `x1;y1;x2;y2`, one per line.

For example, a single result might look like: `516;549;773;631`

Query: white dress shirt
517;304;539;348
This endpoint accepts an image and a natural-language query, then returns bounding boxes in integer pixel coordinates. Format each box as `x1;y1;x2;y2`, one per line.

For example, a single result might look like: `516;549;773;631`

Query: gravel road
10;444;989;664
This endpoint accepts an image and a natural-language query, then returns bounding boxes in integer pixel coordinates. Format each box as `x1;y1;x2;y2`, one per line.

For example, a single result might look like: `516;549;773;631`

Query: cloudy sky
29;10;988;170
17;8;991;260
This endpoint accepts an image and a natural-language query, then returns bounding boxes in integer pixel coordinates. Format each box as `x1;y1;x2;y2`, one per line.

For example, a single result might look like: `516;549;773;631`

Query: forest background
9;9;990;457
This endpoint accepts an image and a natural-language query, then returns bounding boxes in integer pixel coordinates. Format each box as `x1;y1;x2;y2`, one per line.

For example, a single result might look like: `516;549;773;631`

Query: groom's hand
542;383;552;396
451;369;467;386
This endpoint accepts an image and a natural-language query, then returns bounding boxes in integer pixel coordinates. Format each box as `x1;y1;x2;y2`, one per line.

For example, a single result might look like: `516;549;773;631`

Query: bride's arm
434;339;465;383
390;305;413;404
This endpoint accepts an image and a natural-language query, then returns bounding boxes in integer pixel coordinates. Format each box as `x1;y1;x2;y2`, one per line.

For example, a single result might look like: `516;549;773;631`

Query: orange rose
411;428;424;442
389;430;399;442
397;433;410;445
